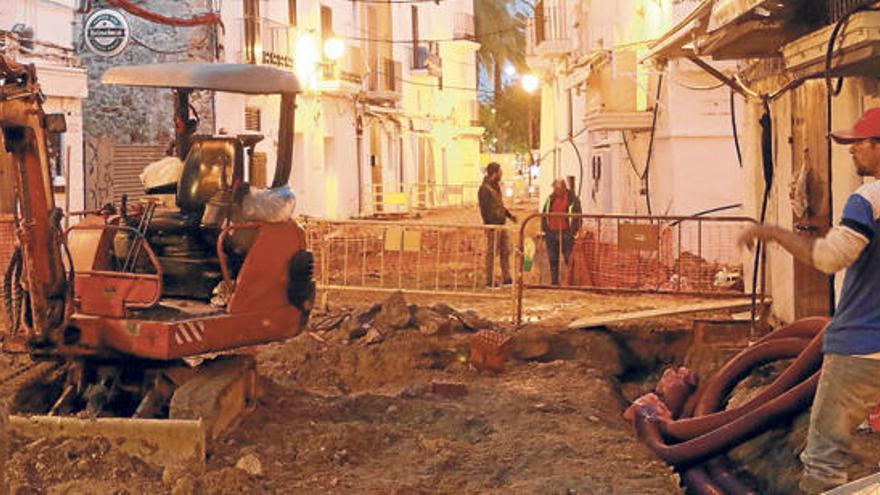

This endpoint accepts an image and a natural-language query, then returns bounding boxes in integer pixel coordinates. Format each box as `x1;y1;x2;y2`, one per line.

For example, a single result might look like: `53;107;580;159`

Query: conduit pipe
663;328;825;441
636;371;820;466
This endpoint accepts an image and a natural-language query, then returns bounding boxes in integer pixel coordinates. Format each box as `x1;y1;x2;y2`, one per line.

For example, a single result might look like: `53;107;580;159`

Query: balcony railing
367;57;402;101
454;13;476;41
239;16;294;69
533;3;567;45
827;0;876;22
470;99;481;127
322;45;366;84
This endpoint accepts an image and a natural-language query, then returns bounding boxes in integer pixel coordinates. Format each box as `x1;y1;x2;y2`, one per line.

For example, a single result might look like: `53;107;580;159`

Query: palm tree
474;0;526;95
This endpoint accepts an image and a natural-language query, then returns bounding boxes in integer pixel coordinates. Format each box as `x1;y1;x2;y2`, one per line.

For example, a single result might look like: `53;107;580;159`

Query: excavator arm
0;54;70;345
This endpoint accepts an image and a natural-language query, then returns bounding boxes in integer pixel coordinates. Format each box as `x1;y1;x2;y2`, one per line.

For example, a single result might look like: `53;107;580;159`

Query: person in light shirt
739;108;880;494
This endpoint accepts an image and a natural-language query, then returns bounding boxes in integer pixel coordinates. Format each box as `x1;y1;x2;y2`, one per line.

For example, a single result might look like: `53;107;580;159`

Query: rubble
430;381;469;398
234;454;263;477
314;291;492;344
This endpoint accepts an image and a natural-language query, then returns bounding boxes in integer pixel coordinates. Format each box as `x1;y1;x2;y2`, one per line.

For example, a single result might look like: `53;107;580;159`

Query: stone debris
373;291;412;329
430;381;468;398
235;454;263;477
314;291;492;344
363;327;384;345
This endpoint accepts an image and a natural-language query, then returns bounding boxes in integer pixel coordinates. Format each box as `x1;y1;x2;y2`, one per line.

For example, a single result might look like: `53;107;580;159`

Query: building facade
650;0;880;322
525;0;743;218
0;0;88;215
219;0;482;218
69;0;481;219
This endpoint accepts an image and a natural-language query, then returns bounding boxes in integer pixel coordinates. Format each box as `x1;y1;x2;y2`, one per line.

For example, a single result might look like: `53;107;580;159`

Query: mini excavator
0;53;314;458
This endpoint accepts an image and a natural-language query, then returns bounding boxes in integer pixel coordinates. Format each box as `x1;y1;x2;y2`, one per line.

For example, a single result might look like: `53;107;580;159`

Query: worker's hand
738;224;774;251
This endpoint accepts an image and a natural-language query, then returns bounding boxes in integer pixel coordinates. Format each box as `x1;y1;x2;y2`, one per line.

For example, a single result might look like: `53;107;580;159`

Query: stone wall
74;0;218;208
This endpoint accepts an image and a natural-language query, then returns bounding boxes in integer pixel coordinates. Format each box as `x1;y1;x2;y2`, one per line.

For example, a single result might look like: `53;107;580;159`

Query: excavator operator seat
176;137;243;215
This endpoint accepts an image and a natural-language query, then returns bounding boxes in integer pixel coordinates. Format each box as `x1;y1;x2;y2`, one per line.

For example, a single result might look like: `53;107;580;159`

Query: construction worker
541;179;582;285
479;162;517;287
738;107;880;494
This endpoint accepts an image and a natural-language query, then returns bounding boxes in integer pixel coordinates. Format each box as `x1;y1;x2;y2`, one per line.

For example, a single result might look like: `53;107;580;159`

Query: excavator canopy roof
101;62;301;94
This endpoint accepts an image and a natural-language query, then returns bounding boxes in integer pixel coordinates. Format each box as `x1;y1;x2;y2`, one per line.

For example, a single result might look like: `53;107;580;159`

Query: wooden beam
567;297;766;329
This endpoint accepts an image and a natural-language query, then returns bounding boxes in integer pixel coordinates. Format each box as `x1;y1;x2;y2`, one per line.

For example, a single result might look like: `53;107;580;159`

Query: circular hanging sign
83;9;130;57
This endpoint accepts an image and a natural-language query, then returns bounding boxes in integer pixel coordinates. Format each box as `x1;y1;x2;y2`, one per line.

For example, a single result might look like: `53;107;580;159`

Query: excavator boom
0;54;70;346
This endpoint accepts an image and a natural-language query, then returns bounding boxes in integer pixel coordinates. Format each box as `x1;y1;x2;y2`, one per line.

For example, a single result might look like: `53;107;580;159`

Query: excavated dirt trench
3;292;844;495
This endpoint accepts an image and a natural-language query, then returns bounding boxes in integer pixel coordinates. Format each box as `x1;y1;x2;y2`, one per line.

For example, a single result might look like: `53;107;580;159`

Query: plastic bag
139;156;184;192
241;185;296;222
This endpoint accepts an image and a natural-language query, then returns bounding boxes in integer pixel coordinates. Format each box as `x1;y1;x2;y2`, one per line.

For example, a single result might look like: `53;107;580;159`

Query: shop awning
566;50;608;88
701;0;809;59
643;0;714;64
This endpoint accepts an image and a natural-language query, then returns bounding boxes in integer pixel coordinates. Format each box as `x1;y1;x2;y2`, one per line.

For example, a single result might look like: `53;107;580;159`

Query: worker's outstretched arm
739;224;868;274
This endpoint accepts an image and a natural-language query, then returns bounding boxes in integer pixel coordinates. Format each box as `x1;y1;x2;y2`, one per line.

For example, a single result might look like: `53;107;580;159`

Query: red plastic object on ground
868;404;880;432
470;330;511;372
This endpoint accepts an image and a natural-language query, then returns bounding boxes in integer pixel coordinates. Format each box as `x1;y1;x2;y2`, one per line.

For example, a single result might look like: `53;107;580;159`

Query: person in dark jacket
478;162;517;286
541;179;582;285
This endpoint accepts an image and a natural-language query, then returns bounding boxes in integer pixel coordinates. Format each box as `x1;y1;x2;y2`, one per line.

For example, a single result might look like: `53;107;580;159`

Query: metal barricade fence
361;184;411;217
409;183;482;209
515;213;762;323
305;219;517;303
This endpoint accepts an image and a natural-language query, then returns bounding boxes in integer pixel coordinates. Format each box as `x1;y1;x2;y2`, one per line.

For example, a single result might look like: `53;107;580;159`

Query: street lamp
521;73;539;187
521;73;539;94
323;37;345;61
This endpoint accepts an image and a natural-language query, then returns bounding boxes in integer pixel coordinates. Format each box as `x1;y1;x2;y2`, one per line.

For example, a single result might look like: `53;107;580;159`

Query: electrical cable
107;0;222;27
346;0;447;4
730;88;743;168
643;74;664;215
344;25;520;44
129;35;189;55
750;99;774;338
668;73;725;91
667;203;743;227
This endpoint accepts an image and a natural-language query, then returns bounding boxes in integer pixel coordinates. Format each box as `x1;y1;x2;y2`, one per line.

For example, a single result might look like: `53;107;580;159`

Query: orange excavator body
0;54;314;362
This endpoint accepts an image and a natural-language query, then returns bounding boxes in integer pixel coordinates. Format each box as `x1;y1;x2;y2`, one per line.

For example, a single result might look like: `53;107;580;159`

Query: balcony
238;16;294;69
469;99;481;127
454;13;476;42
411;41;441;77
366;57;402;103
828;0;877;23
528;1;572;58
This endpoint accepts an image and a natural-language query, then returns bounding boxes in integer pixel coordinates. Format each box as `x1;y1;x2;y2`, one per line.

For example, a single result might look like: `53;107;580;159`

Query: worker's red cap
831;108;880;144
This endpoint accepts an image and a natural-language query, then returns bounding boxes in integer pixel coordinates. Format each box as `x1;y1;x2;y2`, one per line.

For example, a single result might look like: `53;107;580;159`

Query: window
47;131;64;189
288;0;297;26
245;107;261;132
243;0;260;64
411;6;419;64
321;6;333;38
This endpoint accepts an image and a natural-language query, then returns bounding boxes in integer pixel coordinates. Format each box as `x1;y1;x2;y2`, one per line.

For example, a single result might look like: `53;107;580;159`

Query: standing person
738;108;880;494
541;179;582;285
479;162;517;287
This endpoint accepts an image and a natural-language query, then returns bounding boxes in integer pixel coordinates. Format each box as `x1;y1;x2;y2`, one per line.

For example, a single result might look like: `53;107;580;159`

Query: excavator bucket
3;356;258;472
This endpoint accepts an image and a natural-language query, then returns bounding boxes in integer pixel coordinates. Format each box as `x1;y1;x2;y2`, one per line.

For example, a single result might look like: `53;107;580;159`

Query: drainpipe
356;107;364;217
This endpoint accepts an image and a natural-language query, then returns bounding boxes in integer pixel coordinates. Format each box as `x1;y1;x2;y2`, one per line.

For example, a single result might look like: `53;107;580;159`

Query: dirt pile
724;362;880;494
6;435;164;494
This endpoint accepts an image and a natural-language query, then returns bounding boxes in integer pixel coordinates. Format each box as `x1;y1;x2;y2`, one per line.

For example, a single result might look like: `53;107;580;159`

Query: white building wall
0;0;88;216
